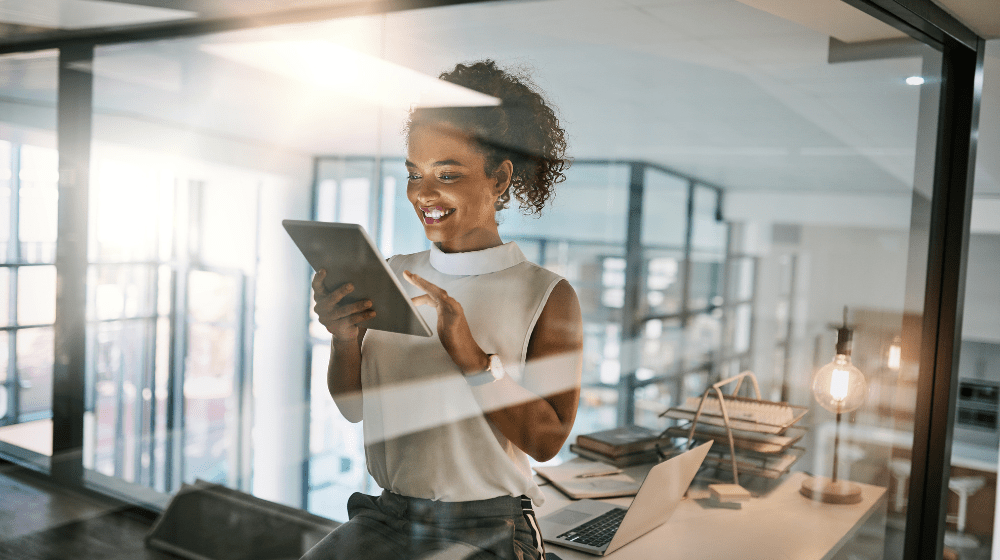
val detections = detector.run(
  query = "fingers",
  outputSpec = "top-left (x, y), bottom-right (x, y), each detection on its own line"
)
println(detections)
top-left (310, 272), bottom-right (377, 337)
top-left (404, 271), bottom-right (447, 302)
top-left (328, 282), bottom-right (355, 304)
top-left (311, 269), bottom-right (326, 294)
top-left (315, 298), bottom-right (372, 322)
top-left (312, 272), bottom-right (355, 305)
top-left (324, 306), bottom-right (376, 339)
top-left (328, 308), bottom-right (376, 341)
top-left (411, 294), bottom-right (435, 307)
top-left (340, 308), bottom-right (377, 326)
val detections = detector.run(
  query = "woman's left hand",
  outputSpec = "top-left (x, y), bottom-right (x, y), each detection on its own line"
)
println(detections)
top-left (404, 270), bottom-right (488, 374)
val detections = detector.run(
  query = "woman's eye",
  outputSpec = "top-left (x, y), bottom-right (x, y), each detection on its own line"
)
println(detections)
top-left (438, 173), bottom-right (461, 181)
top-left (407, 172), bottom-right (421, 180)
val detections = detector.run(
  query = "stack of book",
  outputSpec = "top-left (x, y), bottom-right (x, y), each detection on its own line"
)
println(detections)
top-left (569, 425), bottom-right (668, 467)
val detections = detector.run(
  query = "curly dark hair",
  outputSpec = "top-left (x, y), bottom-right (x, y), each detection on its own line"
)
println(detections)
top-left (406, 60), bottom-right (570, 216)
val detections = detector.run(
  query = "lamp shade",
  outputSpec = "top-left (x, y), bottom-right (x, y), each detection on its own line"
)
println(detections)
top-left (812, 354), bottom-right (867, 413)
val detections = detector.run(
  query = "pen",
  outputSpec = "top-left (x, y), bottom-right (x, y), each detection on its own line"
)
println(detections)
top-left (576, 469), bottom-right (623, 479)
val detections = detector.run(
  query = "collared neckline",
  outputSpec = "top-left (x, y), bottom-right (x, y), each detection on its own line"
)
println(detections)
top-left (429, 242), bottom-right (526, 276)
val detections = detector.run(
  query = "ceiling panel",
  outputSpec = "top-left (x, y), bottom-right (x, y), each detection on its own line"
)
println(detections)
top-left (0, 0), bottom-right (193, 29)
top-left (2, 0), bottom-right (996, 198)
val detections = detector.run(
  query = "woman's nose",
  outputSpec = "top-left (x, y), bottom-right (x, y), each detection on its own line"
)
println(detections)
top-left (412, 180), bottom-right (440, 204)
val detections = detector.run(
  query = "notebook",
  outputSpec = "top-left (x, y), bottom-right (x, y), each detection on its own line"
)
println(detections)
top-left (534, 458), bottom-right (643, 499)
top-left (537, 441), bottom-right (712, 556)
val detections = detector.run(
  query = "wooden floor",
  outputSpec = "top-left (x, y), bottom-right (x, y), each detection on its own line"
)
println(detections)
top-left (0, 463), bottom-right (180, 560)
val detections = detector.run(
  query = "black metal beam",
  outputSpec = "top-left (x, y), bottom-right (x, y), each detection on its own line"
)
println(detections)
top-left (841, 0), bottom-right (979, 51)
top-left (51, 44), bottom-right (94, 485)
top-left (617, 162), bottom-right (646, 426)
top-left (903, 35), bottom-right (982, 560)
top-left (889, 0), bottom-right (980, 50)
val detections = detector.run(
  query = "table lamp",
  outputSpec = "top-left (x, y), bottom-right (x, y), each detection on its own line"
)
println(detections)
top-left (800, 308), bottom-right (868, 504)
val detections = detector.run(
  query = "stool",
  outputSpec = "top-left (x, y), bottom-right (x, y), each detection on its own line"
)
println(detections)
top-left (888, 459), bottom-right (911, 513)
top-left (944, 476), bottom-right (985, 548)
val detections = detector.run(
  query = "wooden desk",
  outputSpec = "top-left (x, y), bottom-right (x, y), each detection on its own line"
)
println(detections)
top-left (536, 472), bottom-right (886, 560)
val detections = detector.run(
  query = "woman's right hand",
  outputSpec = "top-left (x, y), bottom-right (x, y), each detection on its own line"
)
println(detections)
top-left (312, 269), bottom-right (375, 342)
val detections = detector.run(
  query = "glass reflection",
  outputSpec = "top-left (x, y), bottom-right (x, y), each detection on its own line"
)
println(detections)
top-left (184, 323), bottom-right (235, 484)
top-left (15, 327), bottom-right (53, 421)
top-left (16, 265), bottom-right (56, 326)
top-left (16, 0), bottom-right (956, 554)
top-left (0, 140), bottom-right (10, 262)
top-left (92, 159), bottom-right (162, 262)
top-left (89, 320), bottom-right (154, 482)
top-left (0, 269), bottom-right (8, 327)
top-left (18, 145), bottom-right (58, 264)
top-left (0, 332), bottom-right (8, 419)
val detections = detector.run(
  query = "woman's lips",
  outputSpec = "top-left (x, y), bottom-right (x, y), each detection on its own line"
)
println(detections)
top-left (421, 206), bottom-right (454, 224)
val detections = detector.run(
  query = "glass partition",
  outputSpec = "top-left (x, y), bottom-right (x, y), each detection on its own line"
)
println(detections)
top-left (943, 38), bottom-right (1000, 560)
top-left (0, 50), bottom-right (59, 469)
top-left (83, 47), bottom-right (270, 501)
top-left (1, 1), bottom-right (973, 558)
top-left (296, 7), bottom-right (942, 559)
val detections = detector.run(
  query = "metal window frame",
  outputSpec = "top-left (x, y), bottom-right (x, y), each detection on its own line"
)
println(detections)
top-left (839, 2), bottom-right (983, 559)
top-left (51, 43), bottom-right (94, 485)
top-left (905, 32), bottom-right (983, 560)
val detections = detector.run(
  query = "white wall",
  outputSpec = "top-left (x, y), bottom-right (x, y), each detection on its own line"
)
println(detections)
top-left (963, 234), bottom-right (1000, 343)
top-left (725, 191), bottom-right (913, 403)
top-left (725, 191), bottom-right (914, 231)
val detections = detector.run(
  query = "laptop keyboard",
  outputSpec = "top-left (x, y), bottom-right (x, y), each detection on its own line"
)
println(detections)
top-left (556, 507), bottom-right (627, 549)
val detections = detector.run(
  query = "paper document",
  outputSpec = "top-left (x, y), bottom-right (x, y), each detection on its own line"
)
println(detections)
top-left (535, 458), bottom-right (642, 499)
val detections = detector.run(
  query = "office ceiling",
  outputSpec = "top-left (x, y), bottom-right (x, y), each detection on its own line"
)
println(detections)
top-left (1, 0), bottom-right (995, 40)
top-left (0, 0), bottom-right (998, 197)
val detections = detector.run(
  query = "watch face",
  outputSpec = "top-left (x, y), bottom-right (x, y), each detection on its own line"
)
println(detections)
top-left (489, 355), bottom-right (505, 381)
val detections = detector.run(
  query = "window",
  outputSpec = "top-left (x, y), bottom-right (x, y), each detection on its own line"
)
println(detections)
top-left (0, 140), bottom-right (59, 464)
top-left (81, 142), bottom-right (260, 499)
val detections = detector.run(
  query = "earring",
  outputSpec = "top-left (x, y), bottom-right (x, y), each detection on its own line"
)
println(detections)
top-left (494, 198), bottom-right (505, 211)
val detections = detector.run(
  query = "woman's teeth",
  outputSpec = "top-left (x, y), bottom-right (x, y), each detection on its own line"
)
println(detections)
top-left (422, 208), bottom-right (455, 223)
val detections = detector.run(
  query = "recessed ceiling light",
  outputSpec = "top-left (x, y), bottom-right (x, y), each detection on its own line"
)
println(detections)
top-left (906, 76), bottom-right (925, 86)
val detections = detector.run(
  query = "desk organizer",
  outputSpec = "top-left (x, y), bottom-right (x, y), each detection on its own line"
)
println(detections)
top-left (660, 371), bottom-right (808, 485)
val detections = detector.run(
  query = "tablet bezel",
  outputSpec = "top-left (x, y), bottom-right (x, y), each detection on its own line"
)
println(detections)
top-left (282, 219), bottom-right (433, 338)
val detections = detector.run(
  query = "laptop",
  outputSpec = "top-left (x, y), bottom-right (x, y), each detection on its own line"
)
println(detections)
top-left (538, 441), bottom-right (713, 556)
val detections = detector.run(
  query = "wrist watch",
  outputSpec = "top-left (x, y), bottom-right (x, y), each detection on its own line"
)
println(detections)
top-left (465, 354), bottom-right (505, 386)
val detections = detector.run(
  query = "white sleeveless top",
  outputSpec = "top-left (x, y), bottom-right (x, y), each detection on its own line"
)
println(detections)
top-left (360, 242), bottom-right (563, 505)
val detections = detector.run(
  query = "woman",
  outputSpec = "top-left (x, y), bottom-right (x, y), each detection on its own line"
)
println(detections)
top-left (304, 60), bottom-right (583, 560)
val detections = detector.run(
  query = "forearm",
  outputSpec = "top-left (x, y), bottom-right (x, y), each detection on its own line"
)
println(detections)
top-left (328, 335), bottom-right (363, 423)
top-left (479, 383), bottom-right (576, 462)
top-left (468, 352), bottom-right (581, 461)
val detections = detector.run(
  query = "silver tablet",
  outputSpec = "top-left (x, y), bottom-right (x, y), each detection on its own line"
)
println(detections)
top-left (283, 220), bottom-right (433, 337)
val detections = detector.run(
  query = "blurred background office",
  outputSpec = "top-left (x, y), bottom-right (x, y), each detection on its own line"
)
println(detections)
top-left (0, 1), bottom-right (997, 559)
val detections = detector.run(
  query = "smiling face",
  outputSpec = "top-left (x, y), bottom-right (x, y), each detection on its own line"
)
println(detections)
top-left (406, 123), bottom-right (511, 253)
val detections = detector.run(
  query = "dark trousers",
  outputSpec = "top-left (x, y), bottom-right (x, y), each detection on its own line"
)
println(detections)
top-left (301, 491), bottom-right (546, 560)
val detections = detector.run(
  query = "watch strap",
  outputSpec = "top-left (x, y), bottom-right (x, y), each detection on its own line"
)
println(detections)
top-left (465, 354), bottom-right (504, 386)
